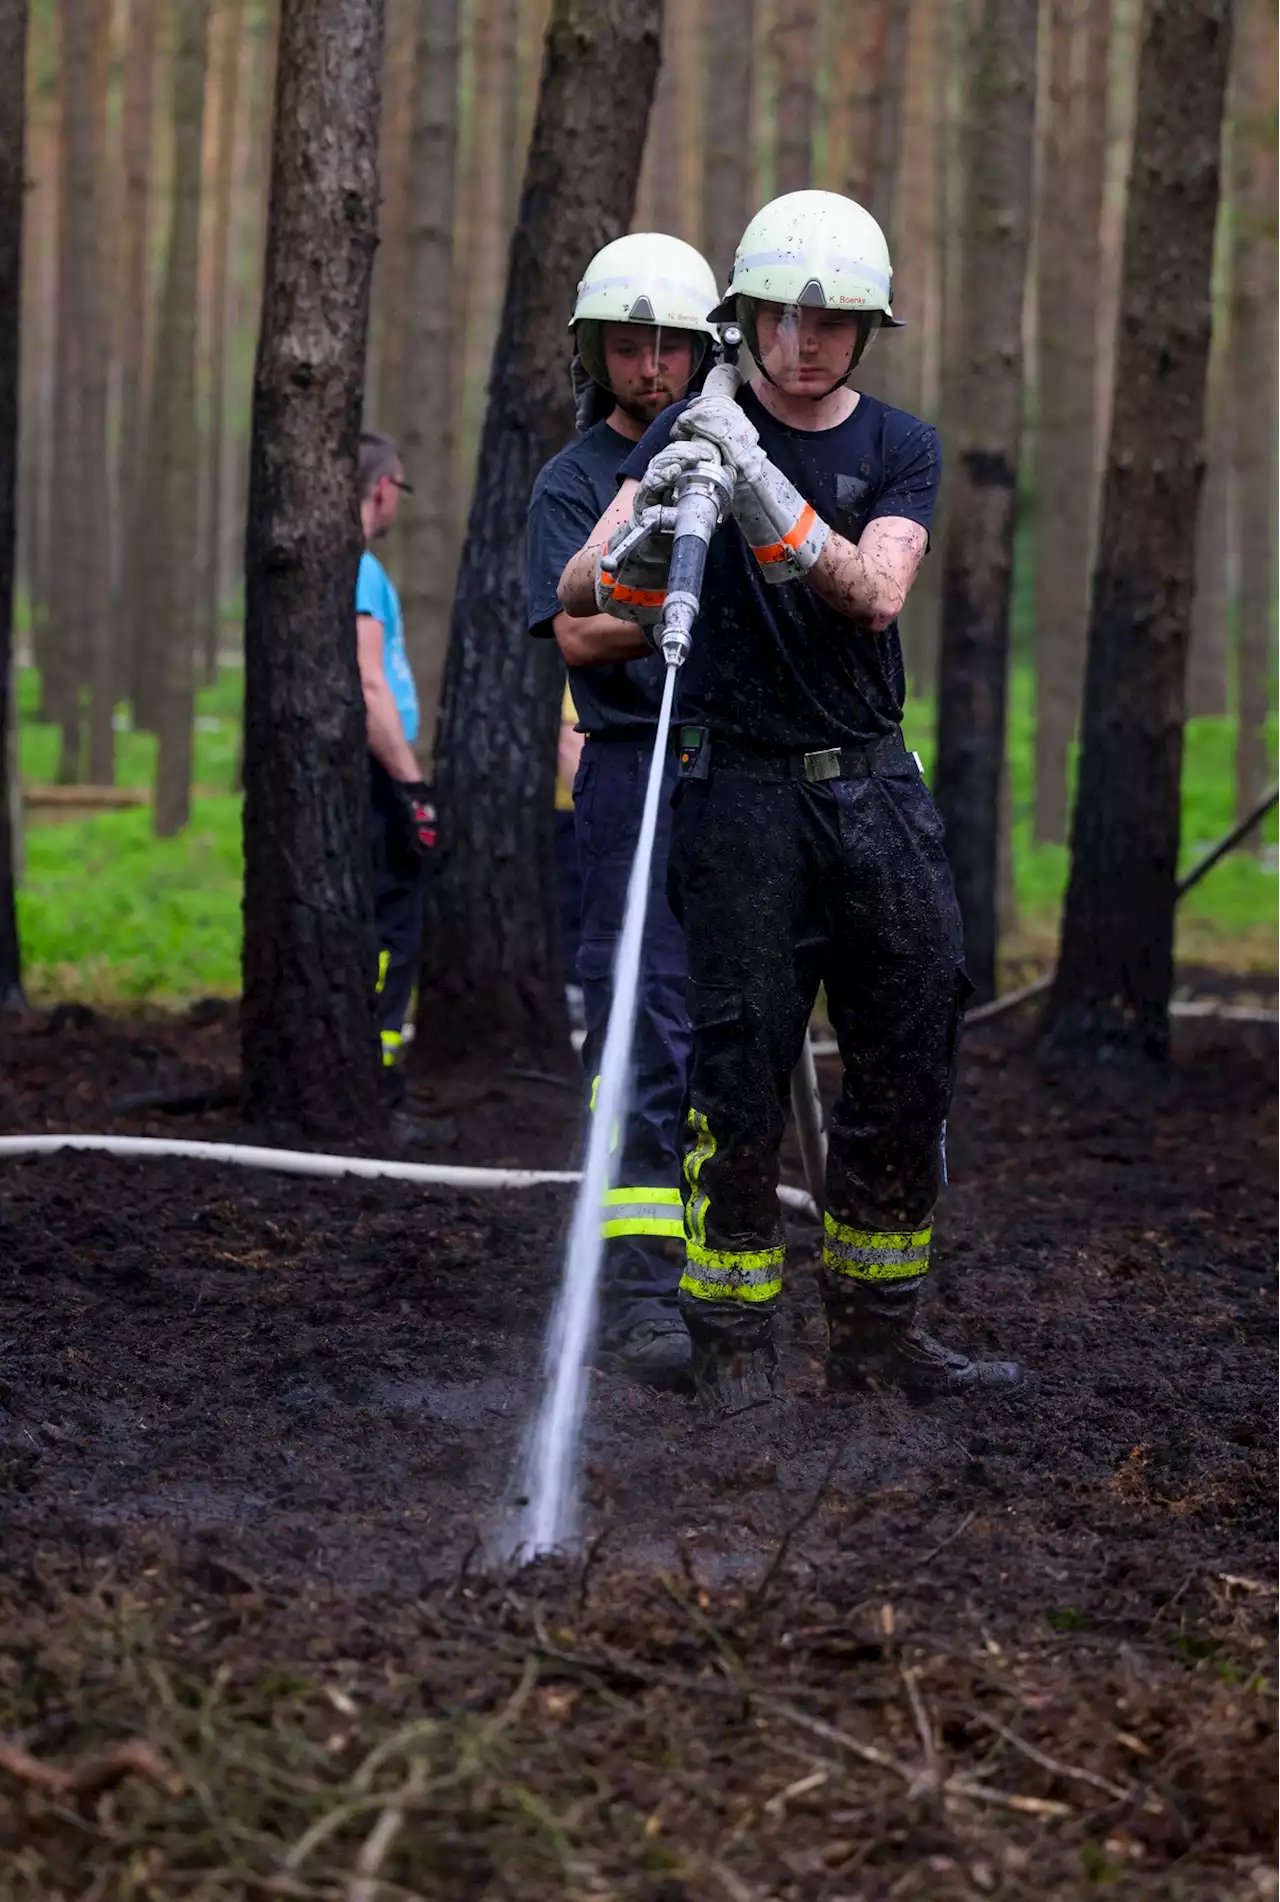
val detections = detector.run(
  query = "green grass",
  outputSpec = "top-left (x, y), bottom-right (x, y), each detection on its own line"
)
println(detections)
top-left (14, 662), bottom-right (1277, 1006)
top-left (18, 797), bottom-right (243, 1004)
top-left (18, 665), bottom-right (243, 794)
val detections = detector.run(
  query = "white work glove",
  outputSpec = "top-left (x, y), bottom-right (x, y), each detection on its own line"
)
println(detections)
top-left (634, 437), bottom-right (723, 514)
top-left (673, 393), bottom-right (764, 480)
top-left (594, 437), bottom-right (724, 626)
top-left (676, 393), bottom-right (830, 585)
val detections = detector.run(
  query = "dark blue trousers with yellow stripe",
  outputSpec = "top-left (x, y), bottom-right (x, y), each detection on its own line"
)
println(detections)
top-left (667, 758), bottom-right (967, 1310)
top-left (574, 733), bottom-right (690, 1335)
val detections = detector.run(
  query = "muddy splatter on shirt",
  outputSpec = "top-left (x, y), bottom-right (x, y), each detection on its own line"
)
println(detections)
top-left (620, 385), bottom-right (941, 749)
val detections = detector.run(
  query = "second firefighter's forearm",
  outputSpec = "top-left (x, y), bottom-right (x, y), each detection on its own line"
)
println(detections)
top-left (558, 542), bottom-right (603, 616)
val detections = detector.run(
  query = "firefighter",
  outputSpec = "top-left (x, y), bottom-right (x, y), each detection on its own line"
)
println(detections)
top-left (557, 192), bottom-right (1024, 1413)
top-left (526, 232), bottom-right (720, 1383)
top-left (356, 430), bottom-right (436, 1081)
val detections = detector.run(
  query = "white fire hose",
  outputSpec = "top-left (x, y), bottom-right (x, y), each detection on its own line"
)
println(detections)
top-left (0, 1133), bottom-right (820, 1220)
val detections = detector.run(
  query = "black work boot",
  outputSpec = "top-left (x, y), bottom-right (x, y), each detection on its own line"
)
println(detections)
top-left (597, 1314), bottom-right (692, 1388)
top-left (822, 1272), bottom-right (1023, 1401)
top-left (678, 1294), bottom-right (778, 1415)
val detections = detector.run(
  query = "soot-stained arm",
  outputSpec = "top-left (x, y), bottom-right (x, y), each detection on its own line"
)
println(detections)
top-left (807, 515), bottom-right (928, 633)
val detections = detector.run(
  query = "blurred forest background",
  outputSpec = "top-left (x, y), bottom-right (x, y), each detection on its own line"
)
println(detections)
top-left (10, 0), bottom-right (1278, 1003)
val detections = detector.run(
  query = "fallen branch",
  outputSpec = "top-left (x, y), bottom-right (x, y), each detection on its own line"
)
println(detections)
top-left (0, 1735), bottom-right (183, 1802)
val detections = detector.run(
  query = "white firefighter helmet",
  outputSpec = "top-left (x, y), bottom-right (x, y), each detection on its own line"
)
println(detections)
top-left (571, 232), bottom-right (720, 401)
top-left (709, 190), bottom-right (903, 325)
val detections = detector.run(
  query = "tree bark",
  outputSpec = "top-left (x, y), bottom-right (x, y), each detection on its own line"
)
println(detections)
top-left (49, 0), bottom-right (112, 784)
top-left (456, 0), bottom-right (511, 511)
top-left (371, 0), bottom-right (413, 438)
top-left (0, 0), bottom-right (29, 1006)
top-left (882, 0), bottom-right (940, 689)
top-left (116, 0), bottom-right (159, 705)
top-left (634, 2), bottom-right (679, 231)
top-left (1187, 250), bottom-right (1233, 719)
top-left (1230, 0), bottom-right (1276, 826)
top-left (1032, 0), bottom-right (1111, 844)
top-left (152, 0), bottom-right (212, 837)
top-left (701, 0), bottom-right (754, 285)
top-left (773, 0), bottom-right (816, 194)
top-left (240, 0), bottom-right (386, 1135)
top-left (1041, 0), bottom-right (1234, 1062)
top-left (417, 0), bottom-right (663, 1071)
top-left (200, 0), bottom-right (247, 685)
top-left (931, 0), bottom-right (1039, 1003)
top-left (397, 0), bottom-right (458, 771)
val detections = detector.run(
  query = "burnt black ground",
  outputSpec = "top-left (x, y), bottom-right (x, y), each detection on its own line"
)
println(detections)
top-left (0, 998), bottom-right (1274, 1898)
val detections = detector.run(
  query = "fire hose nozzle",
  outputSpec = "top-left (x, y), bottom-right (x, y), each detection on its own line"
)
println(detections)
top-left (660, 591), bottom-right (700, 667)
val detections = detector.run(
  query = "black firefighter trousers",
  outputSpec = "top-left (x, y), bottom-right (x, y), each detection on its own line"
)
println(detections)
top-left (666, 738), bottom-right (968, 1312)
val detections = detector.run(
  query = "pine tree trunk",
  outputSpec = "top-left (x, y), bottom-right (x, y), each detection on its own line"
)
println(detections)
top-left (885, 0), bottom-right (941, 688)
top-left (456, 0), bottom-right (510, 511)
top-left (0, 0), bottom-right (28, 1005)
top-left (634, 4), bottom-right (679, 231)
top-left (200, 0), bottom-right (246, 685)
top-left (50, 0), bottom-right (112, 783)
top-left (701, 0), bottom-right (754, 286)
top-left (1042, 0), bottom-right (1234, 1062)
top-left (931, 0), bottom-right (1039, 1003)
top-left (397, 0), bottom-right (458, 771)
top-left (1032, 0), bottom-right (1111, 844)
top-left (19, 57), bottom-right (55, 692)
top-left (240, 0), bottom-right (386, 1135)
top-left (418, 0), bottom-right (663, 1071)
top-left (152, 0), bottom-right (211, 836)
top-left (866, 0), bottom-right (908, 233)
top-left (773, 0), bottom-right (815, 194)
top-left (1230, 0), bottom-right (1276, 827)
top-left (371, 0), bottom-right (413, 437)
top-left (1187, 262), bottom-right (1233, 718)
top-left (116, 0), bottom-right (159, 704)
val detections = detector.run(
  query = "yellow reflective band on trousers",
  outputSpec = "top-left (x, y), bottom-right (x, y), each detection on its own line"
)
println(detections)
top-left (600, 1185), bottom-right (684, 1241)
top-left (680, 1240), bottom-right (785, 1304)
top-left (376, 948), bottom-right (391, 995)
top-left (822, 1211), bottom-right (931, 1281)
top-left (380, 1028), bottom-right (403, 1067)
top-left (680, 1108), bottom-right (784, 1303)
top-left (682, 1108), bottom-right (716, 1249)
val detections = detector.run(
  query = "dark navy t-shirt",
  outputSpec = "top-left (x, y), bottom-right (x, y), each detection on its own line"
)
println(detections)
top-left (526, 418), bottom-right (668, 734)
top-left (618, 385), bottom-right (941, 749)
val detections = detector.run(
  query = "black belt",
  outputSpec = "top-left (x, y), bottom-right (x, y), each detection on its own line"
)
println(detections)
top-left (675, 726), bottom-right (916, 783)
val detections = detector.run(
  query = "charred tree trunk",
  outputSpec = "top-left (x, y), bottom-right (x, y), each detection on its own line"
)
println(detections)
top-left (1041, 0), bottom-right (1234, 1063)
top-left (240, 0), bottom-right (386, 1135)
top-left (200, 0), bottom-right (247, 684)
top-left (931, 0), bottom-right (1039, 1003)
top-left (417, 0), bottom-right (663, 1071)
top-left (0, 0), bottom-right (29, 1006)
top-left (773, 0), bottom-right (815, 194)
top-left (152, 0), bottom-right (211, 836)
top-left (1032, 0), bottom-right (1111, 844)
top-left (1230, 0), bottom-right (1276, 827)
top-left (398, 0), bottom-right (458, 772)
top-left (701, 0), bottom-right (754, 285)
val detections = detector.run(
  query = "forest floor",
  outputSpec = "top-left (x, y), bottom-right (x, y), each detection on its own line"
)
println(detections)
top-left (0, 997), bottom-right (1275, 1899)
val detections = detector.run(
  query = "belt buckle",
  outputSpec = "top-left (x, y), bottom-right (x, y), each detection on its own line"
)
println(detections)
top-left (803, 747), bottom-right (842, 783)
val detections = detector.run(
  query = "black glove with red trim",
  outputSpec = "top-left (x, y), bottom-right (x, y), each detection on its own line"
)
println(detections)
top-left (391, 780), bottom-right (438, 862)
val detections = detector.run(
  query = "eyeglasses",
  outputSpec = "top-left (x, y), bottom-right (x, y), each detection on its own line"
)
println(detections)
top-left (387, 474), bottom-right (414, 494)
